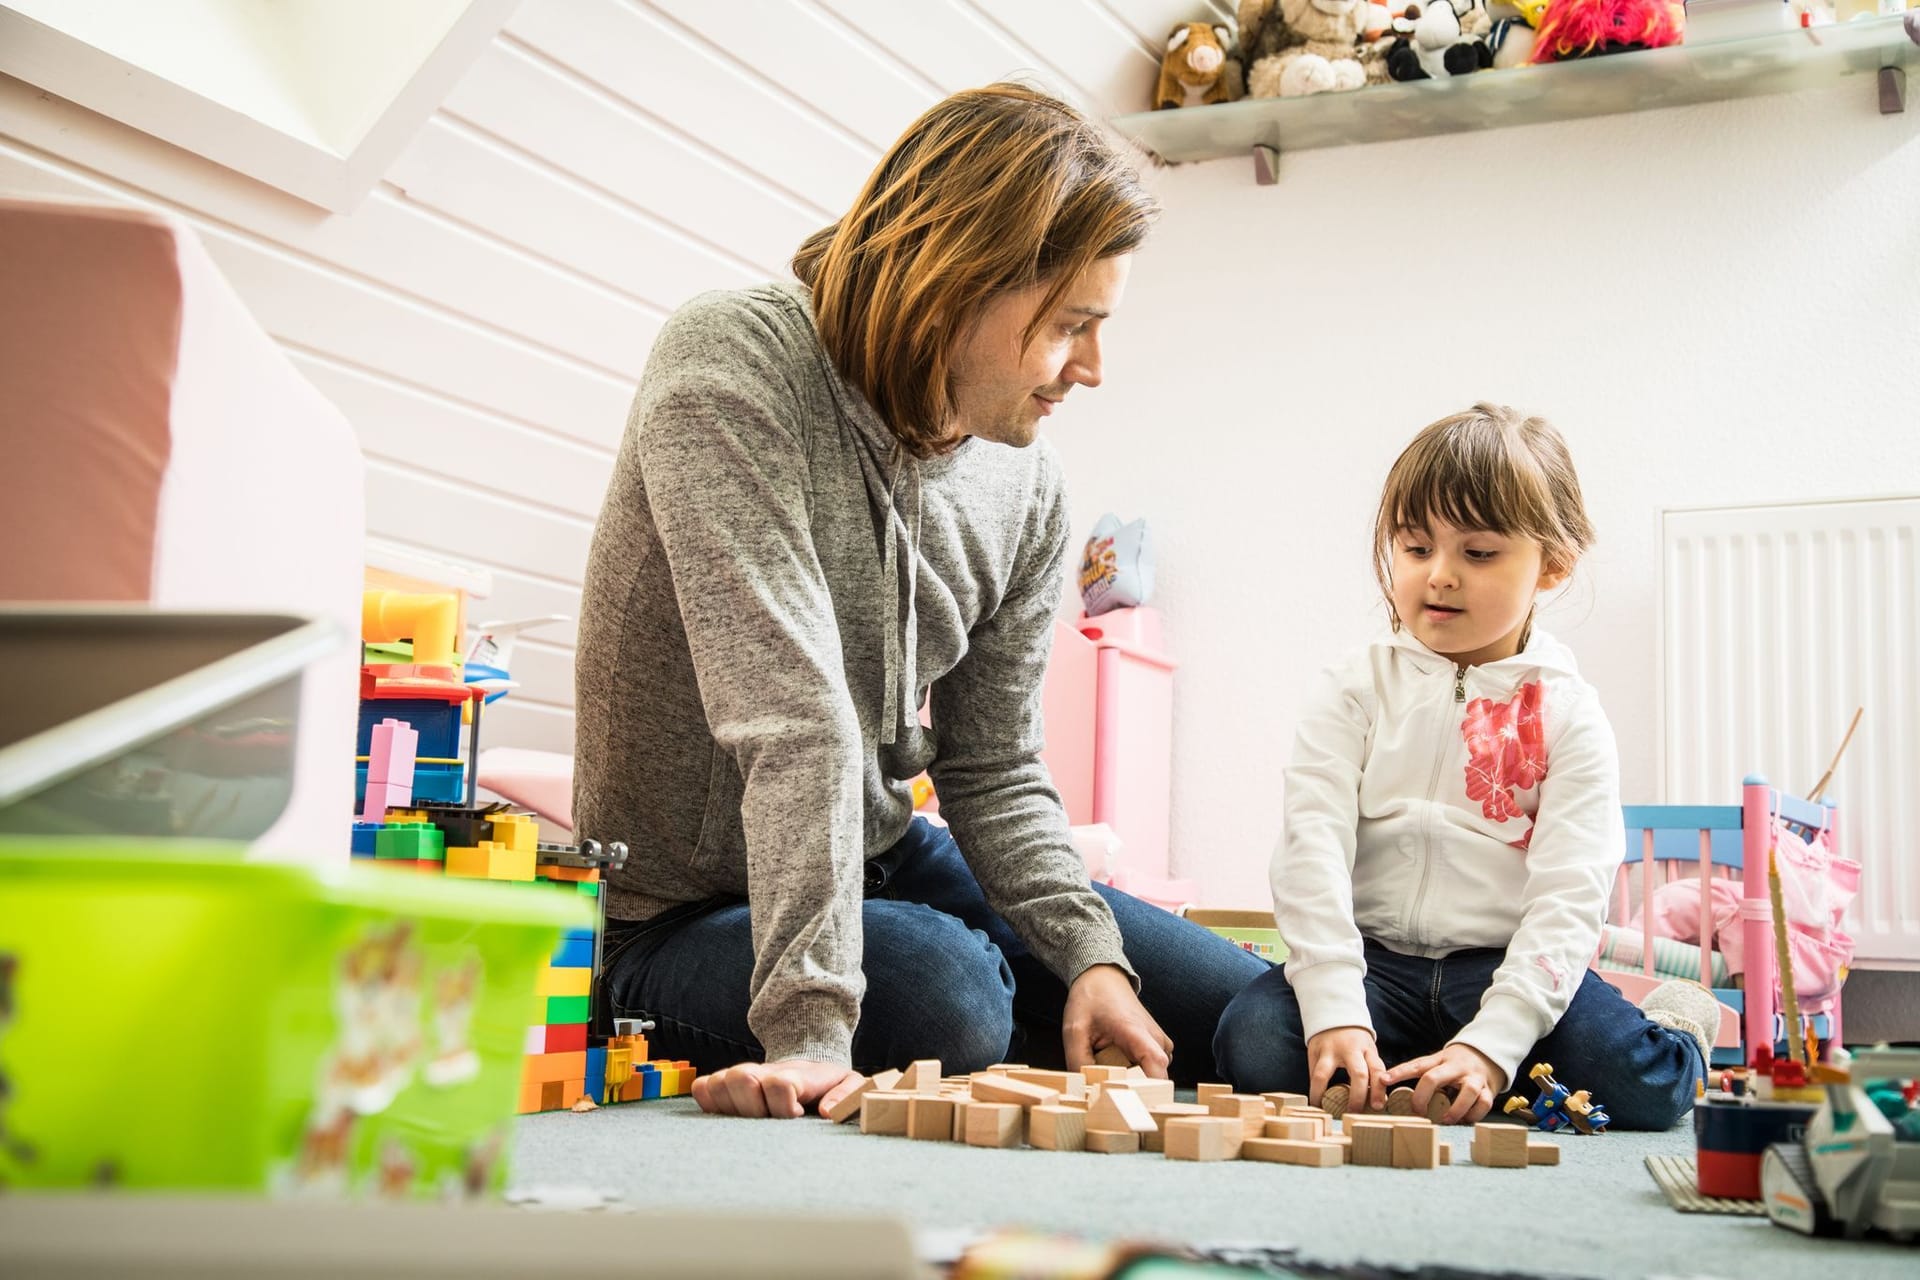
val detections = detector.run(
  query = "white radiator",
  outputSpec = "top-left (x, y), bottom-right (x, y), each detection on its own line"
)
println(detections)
top-left (1661, 497), bottom-right (1919, 968)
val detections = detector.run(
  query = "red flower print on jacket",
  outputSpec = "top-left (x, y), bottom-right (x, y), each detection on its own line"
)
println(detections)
top-left (1462, 681), bottom-right (1546, 849)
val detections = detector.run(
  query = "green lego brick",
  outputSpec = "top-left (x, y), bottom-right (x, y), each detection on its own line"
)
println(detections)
top-left (374, 824), bottom-right (445, 861)
top-left (546, 994), bottom-right (590, 1024)
top-left (577, 880), bottom-right (600, 898)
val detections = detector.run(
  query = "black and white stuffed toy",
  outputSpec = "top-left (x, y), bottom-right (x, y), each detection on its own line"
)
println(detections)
top-left (1385, 0), bottom-right (1494, 80)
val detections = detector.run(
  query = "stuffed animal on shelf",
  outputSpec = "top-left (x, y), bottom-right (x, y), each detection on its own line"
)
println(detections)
top-left (1485, 0), bottom-right (1541, 67)
top-left (1244, 0), bottom-right (1371, 97)
top-left (1526, 0), bottom-right (1684, 63)
top-left (1358, 1), bottom-right (1406, 83)
top-left (1238, 0), bottom-right (1303, 69)
top-left (1385, 0), bottom-right (1495, 81)
top-left (1156, 21), bottom-right (1240, 108)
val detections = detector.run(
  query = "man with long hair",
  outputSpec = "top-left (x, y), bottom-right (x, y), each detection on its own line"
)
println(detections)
top-left (575, 83), bottom-right (1266, 1119)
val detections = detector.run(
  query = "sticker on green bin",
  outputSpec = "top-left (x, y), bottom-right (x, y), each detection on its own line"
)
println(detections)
top-left (0, 836), bottom-right (590, 1198)
top-left (545, 994), bottom-right (590, 1025)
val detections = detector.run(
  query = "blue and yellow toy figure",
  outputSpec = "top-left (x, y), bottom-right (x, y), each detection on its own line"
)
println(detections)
top-left (1503, 1062), bottom-right (1611, 1135)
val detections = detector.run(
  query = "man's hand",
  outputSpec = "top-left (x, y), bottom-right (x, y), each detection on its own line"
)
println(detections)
top-left (1306, 1026), bottom-right (1386, 1114)
top-left (690, 1058), bottom-right (866, 1119)
top-left (1381, 1042), bottom-right (1506, 1125)
top-left (1062, 963), bottom-right (1172, 1078)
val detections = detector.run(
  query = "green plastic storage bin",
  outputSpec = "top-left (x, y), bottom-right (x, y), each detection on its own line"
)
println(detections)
top-left (0, 837), bottom-right (591, 1197)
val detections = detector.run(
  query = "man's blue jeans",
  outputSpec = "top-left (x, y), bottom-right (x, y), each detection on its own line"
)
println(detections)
top-left (599, 817), bottom-right (1271, 1083)
top-left (1213, 938), bottom-right (1704, 1130)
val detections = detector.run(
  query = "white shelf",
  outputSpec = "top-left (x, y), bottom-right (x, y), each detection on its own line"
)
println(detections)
top-left (1111, 14), bottom-right (1920, 182)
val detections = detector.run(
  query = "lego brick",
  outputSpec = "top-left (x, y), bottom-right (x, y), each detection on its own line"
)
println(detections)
top-left (1164, 1116), bottom-right (1244, 1162)
top-left (965, 1102), bottom-right (1023, 1148)
top-left (1471, 1123), bottom-right (1531, 1169)
top-left (1243, 1137), bottom-right (1343, 1167)
top-left (545, 995), bottom-right (590, 1025)
top-left (586, 1047), bottom-right (607, 1104)
top-left (518, 1076), bottom-right (545, 1115)
top-left (445, 845), bottom-right (488, 878)
top-left (522, 1050), bottom-right (588, 1085)
top-left (906, 1095), bottom-right (956, 1141)
top-left (540, 1080), bottom-right (565, 1112)
top-left (489, 811), bottom-right (538, 853)
top-left (1029, 1105), bottom-right (1086, 1152)
top-left (544, 1022), bottom-right (588, 1054)
top-left (970, 1074), bottom-right (1060, 1109)
top-left (361, 781), bottom-right (398, 821)
top-left (551, 936), bottom-right (595, 968)
top-left (1393, 1124), bottom-right (1441, 1169)
top-left (426, 809), bottom-right (495, 848)
top-left (560, 1077), bottom-right (588, 1109)
top-left (577, 879), bottom-right (600, 898)
top-left (860, 1092), bottom-right (912, 1136)
top-left (538, 863), bottom-right (599, 882)
top-left (562, 927), bottom-right (597, 942)
top-left (522, 1024), bottom-right (547, 1056)
top-left (350, 822), bottom-right (382, 856)
top-left (1348, 1121), bottom-right (1396, 1167)
top-left (367, 718), bottom-right (418, 788)
top-left (537, 964), bottom-right (593, 998)
top-left (375, 824), bottom-right (444, 861)
top-left (1084, 1129), bottom-right (1140, 1155)
top-left (824, 1070), bottom-right (904, 1123)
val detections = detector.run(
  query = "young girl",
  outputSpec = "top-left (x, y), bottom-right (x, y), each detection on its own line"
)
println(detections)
top-left (1213, 403), bottom-right (1721, 1130)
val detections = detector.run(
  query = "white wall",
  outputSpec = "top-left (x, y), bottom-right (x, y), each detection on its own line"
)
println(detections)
top-left (1053, 81), bottom-right (1920, 909)
top-left (0, 0), bottom-right (1222, 761)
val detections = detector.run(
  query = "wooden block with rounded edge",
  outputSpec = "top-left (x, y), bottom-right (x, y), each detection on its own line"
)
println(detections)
top-left (1392, 1123), bottom-right (1441, 1169)
top-left (1319, 1083), bottom-right (1351, 1118)
top-left (1009, 1069), bottom-right (1082, 1098)
top-left (1088, 1086), bottom-right (1157, 1135)
top-left (860, 1091), bottom-right (911, 1136)
top-left (965, 1102), bottom-right (1024, 1149)
top-left (1164, 1116), bottom-right (1244, 1162)
top-left (1029, 1105), bottom-right (1086, 1152)
top-left (1093, 1045), bottom-right (1134, 1068)
top-left (1261, 1092), bottom-right (1310, 1112)
top-left (1527, 1140), bottom-right (1560, 1166)
top-left (1348, 1120), bottom-right (1395, 1167)
top-left (900, 1060), bottom-right (943, 1094)
top-left (1244, 1137), bottom-right (1343, 1167)
top-left (1263, 1117), bottom-right (1320, 1141)
top-left (1085, 1129), bottom-right (1141, 1154)
top-left (907, 1095), bottom-right (956, 1140)
top-left (970, 1074), bottom-right (1060, 1109)
top-left (1195, 1083), bottom-right (1233, 1107)
top-left (825, 1068), bottom-right (903, 1124)
top-left (1471, 1123), bottom-right (1530, 1168)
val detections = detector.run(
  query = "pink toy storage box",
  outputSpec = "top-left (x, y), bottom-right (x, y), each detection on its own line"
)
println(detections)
top-left (1040, 607), bottom-right (1192, 909)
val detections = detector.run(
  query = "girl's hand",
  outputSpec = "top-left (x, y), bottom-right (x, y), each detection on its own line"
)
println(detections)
top-left (1382, 1042), bottom-right (1507, 1124)
top-left (1305, 1026), bottom-right (1386, 1113)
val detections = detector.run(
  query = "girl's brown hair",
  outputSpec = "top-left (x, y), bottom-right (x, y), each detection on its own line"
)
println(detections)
top-left (1373, 403), bottom-right (1596, 626)
top-left (792, 83), bottom-right (1158, 458)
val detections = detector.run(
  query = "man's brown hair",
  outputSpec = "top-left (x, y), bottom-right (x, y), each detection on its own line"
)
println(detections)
top-left (793, 83), bottom-right (1157, 457)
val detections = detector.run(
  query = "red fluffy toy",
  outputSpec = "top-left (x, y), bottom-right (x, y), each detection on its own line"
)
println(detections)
top-left (1527, 0), bottom-right (1685, 63)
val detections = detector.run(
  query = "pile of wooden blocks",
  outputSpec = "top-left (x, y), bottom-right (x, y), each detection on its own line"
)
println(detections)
top-left (826, 1060), bottom-right (1562, 1171)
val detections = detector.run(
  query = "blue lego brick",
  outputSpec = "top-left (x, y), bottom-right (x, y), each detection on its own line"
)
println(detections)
top-left (409, 763), bottom-right (466, 804)
top-left (562, 927), bottom-right (597, 942)
top-left (636, 1063), bottom-right (661, 1101)
top-left (350, 822), bottom-right (382, 856)
top-left (355, 700), bottom-right (464, 761)
top-left (551, 936), bottom-right (594, 968)
top-left (586, 1047), bottom-right (607, 1105)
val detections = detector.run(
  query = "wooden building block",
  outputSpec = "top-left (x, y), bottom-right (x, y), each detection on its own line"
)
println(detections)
top-left (1386, 1087), bottom-right (1417, 1116)
top-left (1392, 1124), bottom-right (1441, 1169)
top-left (1146, 1103), bottom-right (1207, 1152)
top-left (1208, 1093), bottom-right (1269, 1139)
top-left (1438, 1143), bottom-right (1453, 1165)
top-left (1009, 1069), bottom-right (1082, 1098)
top-left (860, 1091), bottom-right (911, 1136)
top-left (824, 1068), bottom-right (902, 1124)
top-left (1029, 1105), bottom-right (1086, 1152)
top-left (1088, 1086), bottom-right (1157, 1136)
top-left (1126, 1078), bottom-right (1176, 1109)
top-left (1261, 1092), bottom-right (1310, 1112)
top-left (907, 1096), bottom-right (956, 1141)
top-left (1263, 1117), bottom-right (1320, 1142)
top-left (949, 1098), bottom-right (971, 1141)
top-left (1243, 1137), bottom-right (1343, 1168)
top-left (1055, 1095), bottom-right (1090, 1111)
top-left (971, 1074), bottom-right (1060, 1109)
top-left (900, 1060), bottom-right (943, 1094)
top-left (965, 1102), bottom-right (1024, 1149)
top-left (1195, 1083), bottom-right (1233, 1107)
top-left (985, 1063), bottom-right (1029, 1072)
top-left (1471, 1123), bottom-right (1530, 1169)
top-left (1093, 1045), bottom-right (1134, 1068)
top-left (1319, 1084), bottom-right (1352, 1119)
top-left (1164, 1116), bottom-right (1244, 1162)
top-left (1348, 1120), bottom-right (1395, 1167)
top-left (1085, 1129), bottom-right (1141, 1154)
top-left (1527, 1140), bottom-right (1561, 1166)
top-left (1082, 1065), bottom-right (1129, 1085)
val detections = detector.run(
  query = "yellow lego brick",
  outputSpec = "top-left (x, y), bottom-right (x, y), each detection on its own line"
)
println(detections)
top-left (489, 812), bottom-right (538, 854)
top-left (483, 840), bottom-right (537, 882)
top-left (445, 845), bottom-right (489, 878)
top-left (537, 965), bottom-right (592, 998)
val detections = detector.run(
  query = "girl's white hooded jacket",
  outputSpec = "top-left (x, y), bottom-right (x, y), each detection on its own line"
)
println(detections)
top-left (1275, 627), bottom-right (1624, 1086)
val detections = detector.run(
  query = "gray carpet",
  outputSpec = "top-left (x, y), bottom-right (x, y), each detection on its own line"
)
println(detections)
top-left (510, 1098), bottom-right (1916, 1278)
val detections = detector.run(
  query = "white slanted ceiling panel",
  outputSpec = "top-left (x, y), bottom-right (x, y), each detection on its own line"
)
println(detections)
top-left (505, 0), bottom-right (871, 215)
top-left (1100, 0), bottom-right (1240, 47)
top-left (965, 0), bottom-right (1164, 116)
top-left (364, 464), bottom-right (593, 590)
top-left (439, 41), bottom-right (814, 276)
top-left (814, 0), bottom-right (1087, 103)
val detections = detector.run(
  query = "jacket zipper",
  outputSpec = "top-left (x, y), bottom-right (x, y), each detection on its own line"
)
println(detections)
top-left (1406, 664), bottom-right (1462, 945)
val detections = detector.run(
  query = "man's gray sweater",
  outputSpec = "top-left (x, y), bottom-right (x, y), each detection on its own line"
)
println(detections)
top-left (573, 282), bottom-right (1131, 1065)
